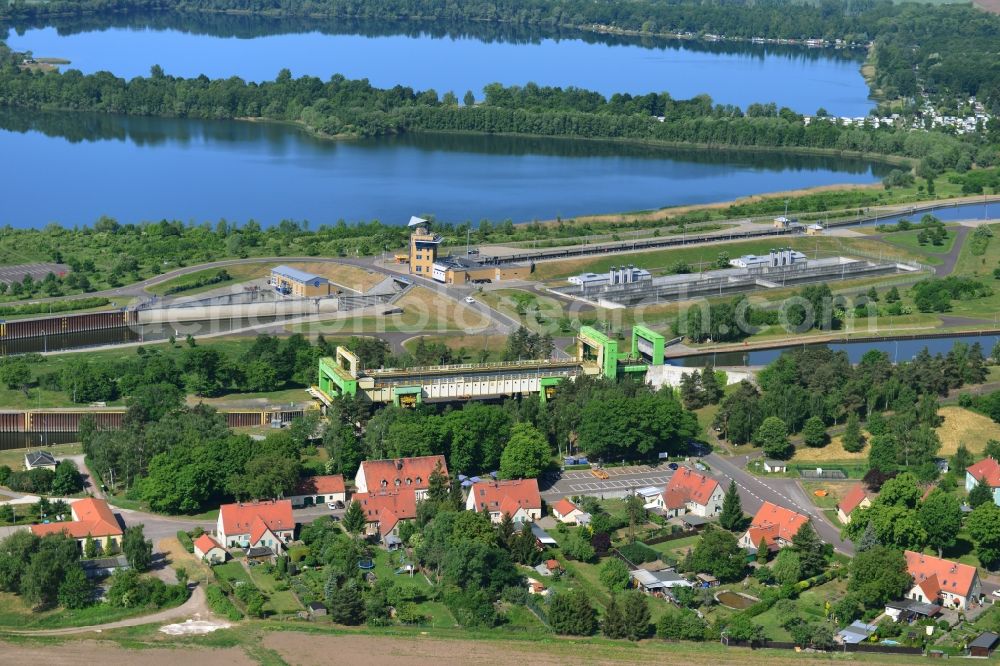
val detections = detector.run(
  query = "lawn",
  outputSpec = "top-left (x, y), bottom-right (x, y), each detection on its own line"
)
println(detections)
top-left (648, 535), bottom-right (701, 560)
top-left (247, 566), bottom-right (302, 615)
top-left (953, 222), bottom-right (1000, 278)
top-left (790, 432), bottom-right (869, 463)
top-left (147, 263), bottom-right (269, 297)
top-left (214, 561), bottom-right (252, 587)
top-left (881, 226), bottom-right (957, 256)
top-left (401, 333), bottom-right (510, 362)
top-left (800, 481), bottom-right (851, 509)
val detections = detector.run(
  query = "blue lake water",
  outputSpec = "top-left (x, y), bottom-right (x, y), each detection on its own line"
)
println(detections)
top-left (3, 22), bottom-right (873, 115)
top-left (0, 110), bottom-right (890, 228)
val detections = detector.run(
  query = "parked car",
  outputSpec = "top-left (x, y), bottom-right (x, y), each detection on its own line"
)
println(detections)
top-left (327, 501), bottom-right (344, 510)
top-left (465, 296), bottom-right (476, 303)
top-left (668, 462), bottom-right (679, 471)
top-left (591, 468), bottom-right (609, 480)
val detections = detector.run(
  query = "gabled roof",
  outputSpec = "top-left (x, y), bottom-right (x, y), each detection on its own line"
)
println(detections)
top-left (838, 482), bottom-right (875, 515)
top-left (294, 475), bottom-right (345, 496)
top-left (967, 458), bottom-right (1000, 488)
top-left (356, 488), bottom-right (418, 536)
top-left (661, 489), bottom-right (687, 510)
top-left (360, 456), bottom-right (447, 492)
top-left (194, 533), bottom-right (223, 553)
top-left (905, 550), bottom-right (977, 599)
top-left (744, 501), bottom-right (809, 549)
top-left (24, 451), bottom-right (56, 467)
top-left (663, 468), bottom-right (720, 508)
top-left (551, 498), bottom-right (578, 517)
top-left (219, 500), bottom-right (294, 537)
top-left (470, 479), bottom-right (541, 515)
top-left (31, 498), bottom-right (122, 539)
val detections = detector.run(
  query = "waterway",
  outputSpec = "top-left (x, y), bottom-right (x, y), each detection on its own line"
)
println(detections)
top-left (3, 17), bottom-right (873, 115)
top-left (0, 315), bottom-right (287, 355)
top-left (0, 109), bottom-right (891, 228)
top-left (668, 332), bottom-right (1000, 367)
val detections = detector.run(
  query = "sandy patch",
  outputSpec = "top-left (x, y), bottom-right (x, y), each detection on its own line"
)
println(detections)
top-left (160, 619), bottom-right (231, 635)
top-left (0, 640), bottom-right (253, 666)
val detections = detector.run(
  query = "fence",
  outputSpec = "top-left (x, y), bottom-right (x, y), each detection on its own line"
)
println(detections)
top-left (723, 639), bottom-right (924, 656)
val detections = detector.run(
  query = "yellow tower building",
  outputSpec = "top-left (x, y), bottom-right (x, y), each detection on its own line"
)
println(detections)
top-left (408, 216), bottom-right (442, 276)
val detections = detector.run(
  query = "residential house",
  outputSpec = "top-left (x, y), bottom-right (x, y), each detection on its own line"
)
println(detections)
top-left (355, 488), bottom-right (417, 542)
top-left (216, 500), bottom-right (295, 555)
top-left (24, 451), bottom-right (57, 471)
top-left (355, 455), bottom-right (447, 501)
top-left (966, 458), bottom-right (1000, 506)
top-left (651, 468), bottom-right (724, 518)
top-left (193, 533), bottom-right (227, 563)
top-left (904, 550), bottom-right (981, 610)
top-left (30, 497), bottom-right (123, 553)
top-left (289, 475), bottom-right (346, 508)
top-left (551, 498), bottom-right (586, 524)
top-left (465, 479), bottom-right (542, 523)
top-left (738, 501), bottom-right (809, 552)
top-left (836, 482), bottom-right (875, 524)
top-left (884, 599), bottom-right (941, 624)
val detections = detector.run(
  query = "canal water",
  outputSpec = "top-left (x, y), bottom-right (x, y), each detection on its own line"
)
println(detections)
top-left (3, 19), bottom-right (873, 115)
top-left (0, 109), bottom-right (891, 228)
top-left (668, 332), bottom-right (1000, 367)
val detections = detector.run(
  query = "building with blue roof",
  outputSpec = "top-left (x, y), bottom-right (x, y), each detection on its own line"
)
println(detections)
top-left (270, 265), bottom-right (331, 297)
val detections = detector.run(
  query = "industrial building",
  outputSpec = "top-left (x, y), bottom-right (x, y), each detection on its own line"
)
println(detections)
top-left (568, 265), bottom-right (651, 288)
top-left (406, 216), bottom-right (530, 284)
top-left (555, 251), bottom-right (919, 308)
top-left (269, 265), bottom-right (332, 297)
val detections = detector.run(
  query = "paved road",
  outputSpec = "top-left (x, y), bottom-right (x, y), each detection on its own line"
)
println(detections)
top-left (706, 453), bottom-right (854, 555)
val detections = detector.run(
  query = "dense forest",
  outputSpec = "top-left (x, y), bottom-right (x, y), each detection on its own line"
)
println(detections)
top-left (4, 0), bottom-right (1000, 107)
top-left (0, 63), bottom-right (986, 173)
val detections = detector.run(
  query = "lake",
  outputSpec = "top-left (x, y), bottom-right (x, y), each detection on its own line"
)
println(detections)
top-left (0, 109), bottom-right (891, 228)
top-left (3, 17), bottom-right (874, 115)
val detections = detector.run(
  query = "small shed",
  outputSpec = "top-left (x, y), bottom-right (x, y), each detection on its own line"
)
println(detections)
top-left (970, 632), bottom-right (1000, 658)
top-left (529, 522), bottom-right (557, 548)
top-left (695, 573), bottom-right (719, 587)
top-left (838, 621), bottom-right (878, 645)
top-left (383, 534), bottom-right (403, 551)
top-left (806, 223), bottom-right (824, 236)
top-left (763, 460), bottom-right (788, 473)
top-left (307, 601), bottom-right (327, 617)
top-left (884, 599), bottom-right (941, 623)
top-left (679, 514), bottom-right (710, 531)
top-left (24, 451), bottom-right (57, 471)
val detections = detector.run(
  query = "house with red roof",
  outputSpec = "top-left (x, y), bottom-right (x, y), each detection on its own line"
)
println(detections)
top-left (216, 499), bottom-right (295, 555)
top-left (649, 468), bottom-right (725, 518)
top-left (551, 498), bottom-right (586, 524)
top-left (738, 501), bottom-right (809, 552)
top-left (904, 550), bottom-right (981, 610)
top-left (354, 455), bottom-right (447, 501)
top-left (30, 497), bottom-right (123, 553)
top-left (355, 488), bottom-right (418, 541)
top-left (837, 482), bottom-right (876, 524)
top-left (193, 533), bottom-right (227, 563)
top-left (466, 479), bottom-right (542, 524)
top-left (289, 474), bottom-right (347, 508)
top-left (966, 458), bottom-right (1000, 506)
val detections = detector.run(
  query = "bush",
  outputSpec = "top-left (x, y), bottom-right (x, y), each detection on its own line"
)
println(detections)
top-left (206, 584), bottom-right (243, 621)
top-left (617, 542), bottom-right (658, 565)
top-left (501, 585), bottom-right (528, 605)
top-left (177, 530), bottom-right (194, 553)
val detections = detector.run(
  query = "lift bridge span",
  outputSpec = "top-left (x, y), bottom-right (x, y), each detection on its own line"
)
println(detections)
top-left (314, 325), bottom-right (666, 407)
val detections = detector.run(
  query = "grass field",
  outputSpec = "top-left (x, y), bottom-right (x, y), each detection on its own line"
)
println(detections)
top-left (147, 261), bottom-right (384, 297)
top-left (0, 442), bottom-right (81, 469)
top-left (880, 226), bottom-right (957, 256)
top-left (936, 405), bottom-right (1000, 456)
top-left (0, 588), bottom-right (184, 629)
top-left (790, 432), bottom-right (868, 463)
top-left (800, 481), bottom-right (851, 509)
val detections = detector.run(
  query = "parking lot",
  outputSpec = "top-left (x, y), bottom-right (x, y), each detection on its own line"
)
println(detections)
top-left (540, 464), bottom-right (677, 499)
top-left (0, 262), bottom-right (68, 285)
